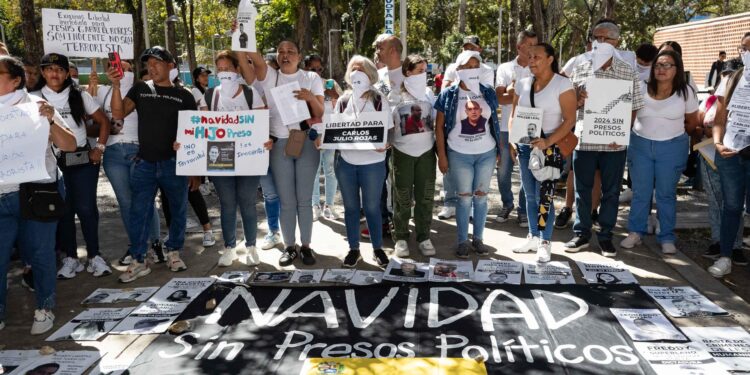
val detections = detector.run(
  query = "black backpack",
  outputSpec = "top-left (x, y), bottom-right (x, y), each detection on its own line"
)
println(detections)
top-left (204, 84), bottom-right (254, 110)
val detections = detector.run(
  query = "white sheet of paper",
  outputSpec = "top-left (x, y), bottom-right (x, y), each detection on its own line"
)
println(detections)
top-left (509, 106), bottom-right (543, 144)
top-left (610, 308), bottom-right (686, 341)
top-left (523, 261), bottom-right (576, 284)
top-left (216, 271), bottom-right (252, 284)
top-left (81, 287), bottom-right (158, 304)
top-left (682, 326), bottom-right (750, 373)
top-left (634, 342), bottom-right (730, 375)
top-left (270, 81), bottom-right (311, 126)
top-left (383, 258), bottom-right (429, 282)
top-left (350, 270), bottom-right (384, 285)
top-left (290, 269), bottom-right (324, 284)
top-left (641, 286), bottom-right (729, 317)
top-left (0, 103), bottom-right (51, 185)
top-left (472, 260), bottom-right (523, 285)
top-left (149, 277), bottom-right (215, 304)
top-left (580, 78), bottom-right (633, 145)
top-left (231, 0), bottom-right (257, 52)
top-left (322, 269), bottom-right (356, 283)
top-left (576, 261), bottom-right (638, 284)
top-left (8, 351), bottom-right (101, 375)
top-left (42, 8), bottom-right (134, 59)
top-left (428, 258), bottom-right (474, 282)
top-left (724, 81), bottom-right (750, 151)
top-left (46, 307), bottom-right (135, 342)
top-left (109, 301), bottom-right (185, 335)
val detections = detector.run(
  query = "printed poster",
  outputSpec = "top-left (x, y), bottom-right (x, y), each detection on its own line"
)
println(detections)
top-left (216, 271), bottom-right (252, 284)
top-left (149, 277), bottom-right (215, 304)
top-left (682, 326), bottom-right (750, 373)
top-left (0, 103), bottom-right (51, 185)
top-left (383, 258), bottom-right (429, 282)
top-left (290, 269), bottom-right (324, 284)
top-left (251, 271), bottom-right (293, 283)
top-left (0, 351), bottom-right (38, 374)
top-left (349, 270), bottom-right (384, 285)
top-left (81, 287), bottom-right (158, 304)
top-left (580, 78), bottom-right (633, 146)
top-left (231, 0), bottom-right (257, 52)
top-left (472, 260), bottom-right (523, 285)
top-left (523, 261), bottom-right (576, 284)
top-left (176, 110), bottom-right (270, 176)
top-left (610, 308), bottom-right (686, 342)
top-left (42, 9), bottom-right (134, 58)
top-left (575, 261), bottom-right (638, 284)
top-left (634, 342), bottom-right (730, 375)
top-left (321, 111), bottom-right (389, 150)
top-left (510, 106), bottom-right (543, 144)
top-left (428, 258), bottom-right (473, 282)
top-left (270, 81), bottom-right (311, 125)
top-left (46, 307), bottom-right (135, 342)
top-left (454, 91), bottom-right (493, 146)
top-left (7, 351), bottom-right (101, 375)
top-left (725, 79), bottom-right (750, 151)
top-left (641, 286), bottom-right (728, 318)
top-left (394, 100), bottom-right (434, 136)
top-left (109, 301), bottom-right (185, 335)
top-left (321, 269), bottom-right (355, 283)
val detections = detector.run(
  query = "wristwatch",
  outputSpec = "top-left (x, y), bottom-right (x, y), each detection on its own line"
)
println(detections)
top-left (95, 143), bottom-right (106, 153)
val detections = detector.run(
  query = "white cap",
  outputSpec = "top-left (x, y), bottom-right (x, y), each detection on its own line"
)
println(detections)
top-left (455, 50), bottom-right (482, 66)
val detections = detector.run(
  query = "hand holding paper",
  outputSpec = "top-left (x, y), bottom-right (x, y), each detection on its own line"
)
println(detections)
top-left (271, 81), bottom-right (311, 126)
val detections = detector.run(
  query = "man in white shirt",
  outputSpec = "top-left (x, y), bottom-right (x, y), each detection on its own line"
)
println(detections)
top-left (493, 30), bottom-right (538, 226)
top-left (441, 36), bottom-right (495, 89)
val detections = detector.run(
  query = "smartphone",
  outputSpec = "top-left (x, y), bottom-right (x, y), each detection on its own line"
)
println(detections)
top-left (108, 52), bottom-right (123, 78)
top-left (325, 79), bottom-right (334, 90)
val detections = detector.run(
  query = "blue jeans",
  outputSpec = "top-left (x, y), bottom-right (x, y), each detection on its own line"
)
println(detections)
top-left (0, 180), bottom-right (63, 320)
top-left (715, 152), bottom-right (750, 257)
top-left (442, 169), bottom-right (458, 207)
top-left (103, 142), bottom-right (161, 244)
top-left (259, 166), bottom-right (280, 233)
top-left (59, 162), bottom-right (100, 258)
top-left (518, 145), bottom-right (555, 240)
top-left (496, 131), bottom-right (526, 214)
top-left (448, 148), bottom-right (497, 244)
top-left (701, 156), bottom-right (743, 247)
top-left (128, 158), bottom-right (187, 261)
top-left (213, 176), bottom-right (260, 248)
top-left (573, 149), bottom-right (627, 241)
top-left (270, 137), bottom-right (320, 246)
top-left (627, 133), bottom-right (688, 243)
top-left (312, 149), bottom-right (337, 206)
top-left (335, 155), bottom-right (386, 250)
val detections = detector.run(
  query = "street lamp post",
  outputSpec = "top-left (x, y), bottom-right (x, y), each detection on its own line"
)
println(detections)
top-left (164, 15), bottom-right (179, 50)
top-left (328, 29), bottom-right (345, 79)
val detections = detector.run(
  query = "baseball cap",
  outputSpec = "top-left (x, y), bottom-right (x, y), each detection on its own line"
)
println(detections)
top-left (462, 36), bottom-right (481, 48)
top-left (192, 66), bottom-right (212, 78)
top-left (140, 46), bottom-right (174, 63)
top-left (455, 50), bottom-right (482, 66)
top-left (40, 53), bottom-right (70, 71)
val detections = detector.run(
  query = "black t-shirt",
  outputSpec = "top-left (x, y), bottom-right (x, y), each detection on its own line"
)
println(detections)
top-left (126, 81), bottom-right (197, 162)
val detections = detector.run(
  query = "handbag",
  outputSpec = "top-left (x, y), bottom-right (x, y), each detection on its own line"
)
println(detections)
top-left (285, 129), bottom-right (306, 158)
top-left (530, 77), bottom-right (578, 157)
top-left (19, 172), bottom-right (65, 222)
top-left (58, 144), bottom-right (91, 168)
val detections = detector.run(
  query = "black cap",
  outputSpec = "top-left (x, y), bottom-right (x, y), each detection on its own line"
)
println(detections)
top-left (192, 66), bottom-right (212, 78)
top-left (40, 53), bottom-right (70, 71)
top-left (462, 36), bottom-right (481, 48)
top-left (140, 46), bottom-right (174, 64)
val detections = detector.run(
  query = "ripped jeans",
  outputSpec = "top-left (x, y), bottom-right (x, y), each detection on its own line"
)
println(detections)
top-left (448, 148), bottom-right (497, 244)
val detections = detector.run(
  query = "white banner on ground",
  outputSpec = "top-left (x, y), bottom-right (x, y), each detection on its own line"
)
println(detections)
top-left (634, 342), bottom-right (730, 375)
top-left (0, 103), bottom-right (50, 185)
top-left (610, 308), bottom-right (686, 342)
top-left (523, 261), bottom-right (575, 284)
top-left (580, 78), bottom-right (633, 145)
top-left (42, 8), bottom-right (134, 59)
top-left (46, 307), bottom-right (135, 342)
top-left (641, 286), bottom-right (729, 318)
top-left (576, 261), bottom-right (638, 284)
top-left (682, 326), bottom-right (750, 373)
top-left (321, 111), bottom-right (389, 150)
top-left (510, 106), bottom-right (543, 144)
top-left (176, 110), bottom-right (269, 176)
top-left (428, 258), bottom-right (474, 282)
top-left (473, 260), bottom-right (523, 285)
top-left (231, 0), bottom-right (257, 52)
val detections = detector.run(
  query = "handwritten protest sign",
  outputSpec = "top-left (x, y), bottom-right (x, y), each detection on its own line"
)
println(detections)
top-left (580, 78), bottom-right (633, 146)
top-left (176, 110), bottom-right (269, 176)
top-left (232, 0), bottom-right (258, 52)
top-left (320, 111), bottom-right (388, 150)
top-left (0, 103), bottom-right (50, 185)
top-left (42, 9), bottom-right (134, 59)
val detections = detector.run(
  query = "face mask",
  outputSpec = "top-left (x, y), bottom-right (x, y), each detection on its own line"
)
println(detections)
top-left (457, 68), bottom-right (481, 95)
top-left (120, 72), bottom-right (135, 90)
top-left (637, 64), bottom-right (651, 82)
top-left (742, 52), bottom-right (750, 81)
top-left (71, 78), bottom-right (80, 85)
top-left (592, 41), bottom-right (615, 71)
top-left (404, 72), bottom-right (427, 99)
top-left (218, 71), bottom-right (240, 97)
top-left (349, 71), bottom-right (371, 97)
top-left (41, 85), bottom-right (71, 111)
top-left (169, 68), bottom-right (178, 82)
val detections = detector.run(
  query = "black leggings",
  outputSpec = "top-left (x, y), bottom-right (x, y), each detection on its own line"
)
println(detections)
top-left (161, 188), bottom-right (210, 227)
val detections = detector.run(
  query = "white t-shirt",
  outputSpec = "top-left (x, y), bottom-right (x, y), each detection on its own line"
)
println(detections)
top-left (562, 51), bottom-right (592, 77)
top-left (0, 93), bottom-right (69, 195)
top-left (444, 62), bottom-right (495, 88)
top-left (260, 67), bottom-right (324, 138)
top-left (516, 75), bottom-right (574, 134)
top-left (336, 93), bottom-right (393, 165)
top-left (96, 85), bottom-right (139, 145)
top-left (634, 82), bottom-right (699, 141)
top-left (209, 85), bottom-right (265, 111)
top-left (496, 57), bottom-right (532, 131)
top-left (191, 87), bottom-right (205, 108)
top-left (35, 86), bottom-right (100, 147)
top-left (391, 89), bottom-right (436, 157)
top-left (448, 88), bottom-right (497, 154)
top-left (376, 66), bottom-right (405, 105)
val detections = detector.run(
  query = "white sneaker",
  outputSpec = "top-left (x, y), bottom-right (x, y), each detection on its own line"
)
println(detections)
top-left (261, 232), bottom-right (282, 250)
top-left (619, 188), bottom-right (633, 203)
top-left (620, 232), bottom-right (642, 249)
top-left (86, 256), bottom-right (112, 277)
top-left (437, 206), bottom-right (455, 219)
top-left (30, 309), bottom-right (54, 335)
top-left (512, 234), bottom-right (539, 253)
top-left (323, 205), bottom-right (338, 220)
top-left (203, 230), bottom-right (216, 247)
top-left (218, 247), bottom-right (238, 267)
top-left (312, 204), bottom-right (322, 222)
top-left (647, 213), bottom-right (660, 235)
top-left (57, 257), bottom-right (83, 279)
top-left (167, 251), bottom-right (187, 272)
top-left (395, 240), bottom-right (409, 257)
top-left (118, 260), bottom-right (151, 283)
top-left (708, 257), bottom-right (732, 278)
top-left (246, 246), bottom-right (260, 266)
top-left (661, 242), bottom-right (678, 255)
top-left (419, 239), bottom-right (436, 256)
top-left (537, 240), bottom-right (552, 263)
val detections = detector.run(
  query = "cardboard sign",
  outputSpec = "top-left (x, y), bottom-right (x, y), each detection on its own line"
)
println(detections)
top-left (321, 111), bottom-right (389, 150)
top-left (42, 9), bottom-right (134, 58)
top-left (580, 78), bottom-right (633, 145)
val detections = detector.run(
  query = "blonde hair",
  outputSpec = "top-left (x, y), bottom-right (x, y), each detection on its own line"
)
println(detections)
top-left (344, 55), bottom-right (379, 86)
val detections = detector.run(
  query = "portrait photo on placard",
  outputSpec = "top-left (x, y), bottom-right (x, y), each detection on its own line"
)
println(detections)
top-left (206, 141), bottom-right (235, 171)
top-left (459, 98), bottom-right (489, 135)
top-left (397, 102), bottom-right (433, 136)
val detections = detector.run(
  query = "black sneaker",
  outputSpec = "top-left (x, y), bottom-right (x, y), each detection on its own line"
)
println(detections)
top-left (554, 207), bottom-right (573, 229)
top-left (455, 241), bottom-right (471, 259)
top-left (702, 242), bottom-right (721, 260)
top-left (21, 268), bottom-right (35, 292)
top-left (598, 240), bottom-right (617, 257)
top-left (372, 249), bottom-right (389, 268)
top-left (732, 249), bottom-right (748, 266)
top-left (279, 246), bottom-right (298, 266)
top-left (151, 240), bottom-right (166, 264)
top-left (472, 238), bottom-right (489, 256)
top-left (343, 250), bottom-right (361, 268)
top-left (564, 235), bottom-right (590, 253)
top-left (300, 246), bottom-right (316, 265)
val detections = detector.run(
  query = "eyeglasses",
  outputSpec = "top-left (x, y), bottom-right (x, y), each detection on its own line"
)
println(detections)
top-left (654, 63), bottom-right (676, 70)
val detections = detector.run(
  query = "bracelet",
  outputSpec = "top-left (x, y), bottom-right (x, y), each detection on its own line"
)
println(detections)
top-left (95, 143), bottom-right (106, 152)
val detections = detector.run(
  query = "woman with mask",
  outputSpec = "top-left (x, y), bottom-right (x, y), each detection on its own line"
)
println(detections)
top-left (324, 55), bottom-right (393, 268)
top-left (248, 41), bottom-right (324, 266)
top-left (95, 60), bottom-right (164, 266)
top-left (390, 54), bottom-right (437, 258)
top-left (0, 56), bottom-right (76, 334)
top-left (33, 53), bottom-right (111, 280)
top-left (434, 51), bottom-right (501, 258)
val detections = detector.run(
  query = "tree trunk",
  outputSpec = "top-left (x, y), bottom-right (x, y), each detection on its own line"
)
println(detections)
top-left (19, 0), bottom-right (43, 65)
top-left (165, 0), bottom-right (178, 57)
top-left (531, 0), bottom-right (546, 41)
top-left (603, 0), bottom-right (615, 19)
top-left (313, 0), bottom-right (344, 80)
top-left (458, 0), bottom-right (467, 35)
top-left (179, 0), bottom-right (197, 75)
top-left (356, 1), bottom-right (375, 55)
top-left (123, 0), bottom-right (146, 74)
top-left (509, 0), bottom-right (518, 57)
top-left (546, 0), bottom-right (564, 46)
top-left (295, 2), bottom-right (312, 53)
top-left (723, 0), bottom-right (730, 15)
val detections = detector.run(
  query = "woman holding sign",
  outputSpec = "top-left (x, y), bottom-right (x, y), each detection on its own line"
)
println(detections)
top-left (0, 56), bottom-right (77, 334)
top-left (33, 53), bottom-right (112, 279)
top-left (509, 44), bottom-right (577, 263)
top-left (323, 55), bottom-right (393, 268)
top-left (620, 50), bottom-right (698, 255)
top-left (248, 41), bottom-right (324, 267)
top-left (434, 51), bottom-right (501, 258)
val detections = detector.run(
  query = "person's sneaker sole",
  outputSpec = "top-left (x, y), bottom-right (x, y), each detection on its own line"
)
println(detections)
top-left (564, 241), bottom-right (589, 253)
